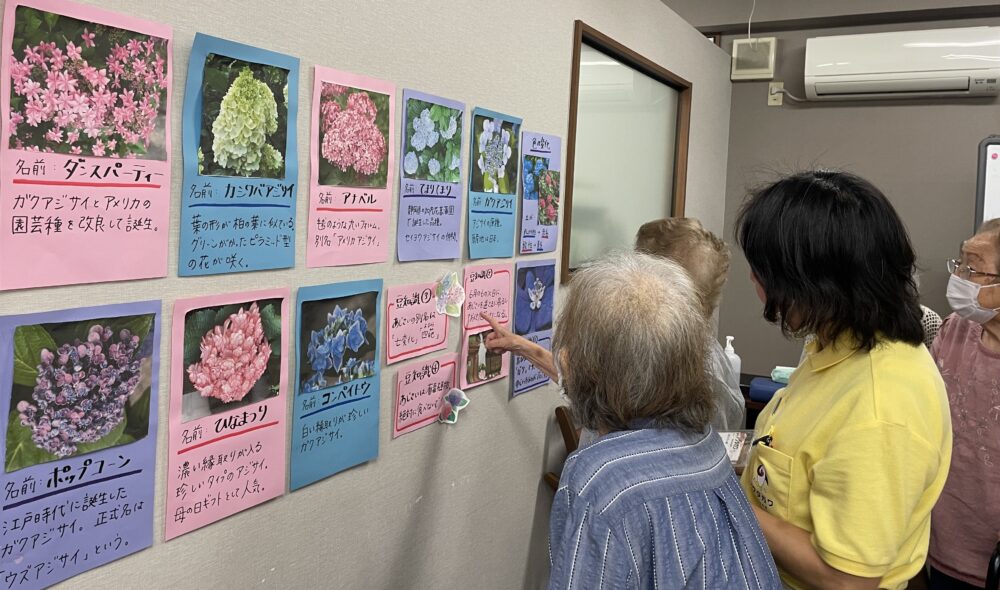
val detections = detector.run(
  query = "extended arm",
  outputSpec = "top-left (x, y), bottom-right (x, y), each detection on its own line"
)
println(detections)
top-left (480, 312), bottom-right (558, 381)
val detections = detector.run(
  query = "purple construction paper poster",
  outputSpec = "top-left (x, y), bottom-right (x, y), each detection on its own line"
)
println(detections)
top-left (0, 301), bottom-right (160, 589)
top-left (519, 132), bottom-right (561, 254)
top-left (512, 259), bottom-right (555, 396)
top-left (396, 90), bottom-right (464, 261)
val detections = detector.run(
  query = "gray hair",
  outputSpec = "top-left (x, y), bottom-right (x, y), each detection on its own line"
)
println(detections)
top-left (553, 251), bottom-right (714, 433)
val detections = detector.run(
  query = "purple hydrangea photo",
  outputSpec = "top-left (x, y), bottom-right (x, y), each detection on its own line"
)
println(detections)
top-left (514, 264), bottom-right (555, 336)
top-left (7, 314), bottom-right (155, 472)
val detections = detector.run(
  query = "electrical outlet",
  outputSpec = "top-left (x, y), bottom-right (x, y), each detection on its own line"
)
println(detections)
top-left (768, 82), bottom-right (784, 106)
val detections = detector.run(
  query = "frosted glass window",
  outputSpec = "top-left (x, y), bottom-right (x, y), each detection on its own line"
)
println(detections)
top-left (568, 44), bottom-right (680, 269)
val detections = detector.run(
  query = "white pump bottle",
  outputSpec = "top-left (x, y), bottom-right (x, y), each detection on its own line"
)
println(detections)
top-left (724, 336), bottom-right (742, 378)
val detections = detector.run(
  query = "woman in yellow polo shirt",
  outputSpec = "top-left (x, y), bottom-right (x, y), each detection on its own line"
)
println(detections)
top-left (736, 170), bottom-right (952, 590)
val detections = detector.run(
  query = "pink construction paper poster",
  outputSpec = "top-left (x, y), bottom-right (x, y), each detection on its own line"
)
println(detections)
top-left (463, 263), bottom-right (512, 333)
top-left (461, 263), bottom-right (512, 389)
top-left (165, 289), bottom-right (289, 540)
top-left (0, 0), bottom-right (172, 290)
top-left (393, 353), bottom-right (458, 438)
top-left (307, 66), bottom-right (395, 267)
top-left (385, 282), bottom-right (449, 365)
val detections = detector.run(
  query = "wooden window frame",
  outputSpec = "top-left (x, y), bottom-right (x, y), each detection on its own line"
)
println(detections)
top-left (561, 20), bottom-right (692, 284)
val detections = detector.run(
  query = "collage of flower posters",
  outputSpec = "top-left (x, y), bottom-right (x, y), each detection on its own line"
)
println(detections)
top-left (0, 0), bottom-right (568, 583)
top-left (0, 0), bottom-right (173, 290)
top-left (177, 34), bottom-right (300, 277)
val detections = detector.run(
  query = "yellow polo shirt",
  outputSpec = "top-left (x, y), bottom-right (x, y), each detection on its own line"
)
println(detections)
top-left (741, 334), bottom-right (952, 589)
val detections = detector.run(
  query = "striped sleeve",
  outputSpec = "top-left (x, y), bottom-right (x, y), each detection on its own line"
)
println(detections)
top-left (548, 487), bottom-right (636, 590)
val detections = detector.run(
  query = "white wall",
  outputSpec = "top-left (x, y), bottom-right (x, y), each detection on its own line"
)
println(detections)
top-left (0, 0), bottom-right (733, 588)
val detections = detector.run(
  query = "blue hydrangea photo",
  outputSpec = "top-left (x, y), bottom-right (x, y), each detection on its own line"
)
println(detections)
top-left (298, 292), bottom-right (378, 394)
top-left (522, 155), bottom-right (549, 201)
top-left (514, 264), bottom-right (555, 336)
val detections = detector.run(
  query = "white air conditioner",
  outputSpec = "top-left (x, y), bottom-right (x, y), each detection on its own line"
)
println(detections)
top-left (804, 27), bottom-right (1000, 100)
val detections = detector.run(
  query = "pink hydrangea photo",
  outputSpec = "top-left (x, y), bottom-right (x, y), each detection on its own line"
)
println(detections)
top-left (317, 82), bottom-right (390, 188)
top-left (181, 299), bottom-right (281, 423)
top-left (7, 6), bottom-right (168, 159)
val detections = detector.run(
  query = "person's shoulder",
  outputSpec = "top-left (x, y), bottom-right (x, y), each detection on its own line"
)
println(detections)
top-left (865, 339), bottom-right (949, 431)
top-left (560, 428), bottom-right (730, 517)
top-left (935, 312), bottom-right (978, 350)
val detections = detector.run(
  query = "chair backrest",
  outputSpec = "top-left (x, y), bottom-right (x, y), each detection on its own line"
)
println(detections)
top-left (987, 541), bottom-right (1000, 590)
top-left (554, 406), bottom-right (579, 454)
top-left (544, 406), bottom-right (581, 491)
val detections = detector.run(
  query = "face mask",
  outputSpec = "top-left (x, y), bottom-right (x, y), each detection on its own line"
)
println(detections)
top-left (947, 274), bottom-right (1000, 324)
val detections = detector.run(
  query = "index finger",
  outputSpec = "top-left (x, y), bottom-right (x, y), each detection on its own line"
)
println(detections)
top-left (479, 311), bottom-right (503, 332)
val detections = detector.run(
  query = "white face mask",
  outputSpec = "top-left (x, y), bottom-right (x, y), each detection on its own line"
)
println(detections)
top-left (947, 274), bottom-right (1000, 324)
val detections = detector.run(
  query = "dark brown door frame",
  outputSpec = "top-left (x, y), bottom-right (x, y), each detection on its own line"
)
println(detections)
top-left (561, 20), bottom-right (692, 284)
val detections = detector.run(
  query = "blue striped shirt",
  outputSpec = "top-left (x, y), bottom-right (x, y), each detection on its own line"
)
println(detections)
top-left (548, 426), bottom-right (781, 589)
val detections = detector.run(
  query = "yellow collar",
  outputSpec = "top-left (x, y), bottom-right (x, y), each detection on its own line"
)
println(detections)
top-left (806, 332), bottom-right (862, 373)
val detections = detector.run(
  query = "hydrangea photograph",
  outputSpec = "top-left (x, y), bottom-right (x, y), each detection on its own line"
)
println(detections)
top-left (471, 114), bottom-right (519, 195)
top-left (522, 155), bottom-right (560, 226)
top-left (198, 54), bottom-right (289, 179)
top-left (7, 7), bottom-right (169, 159)
top-left (465, 330), bottom-right (502, 384)
top-left (537, 170), bottom-right (560, 226)
top-left (514, 264), bottom-right (555, 336)
top-left (182, 299), bottom-right (281, 423)
top-left (402, 98), bottom-right (462, 184)
top-left (299, 292), bottom-right (377, 394)
top-left (6, 314), bottom-right (156, 473)
top-left (318, 83), bottom-right (390, 188)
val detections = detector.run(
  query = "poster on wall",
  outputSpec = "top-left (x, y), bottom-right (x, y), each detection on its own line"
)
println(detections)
top-left (306, 68), bottom-right (394, 267)
top-left (290, 280), bottom-right (382, 490)
top-left (518, 133), bottom-right (561, 255)
top-left (165, 289), bottom-right (289, 540)
top-left (178, 34), bottom-right (299, 277)
top-left (467, 107), bottom-right (521, 259)
top-left (397, 90), bottom-right (464, 261)
top-left (385, 281), bottom-right (448, 365)
top-left (393, 352), bottom-right (458, 438)
top-left (0, 301), bottom-right (160, 588)
top-left (512, 259), bottom-right (555, 396)
top-left (460, 263), bottom-right (512, 388)
top-left (0, 0), bottom-right (172, 290)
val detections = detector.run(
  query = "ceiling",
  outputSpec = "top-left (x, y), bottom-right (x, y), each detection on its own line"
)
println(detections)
top-left (660, 0), bottom-right (1000, 33)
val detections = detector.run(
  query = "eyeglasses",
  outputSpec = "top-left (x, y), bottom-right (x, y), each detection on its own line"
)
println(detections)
top-left (947, 258), bottom-right (1000, 282)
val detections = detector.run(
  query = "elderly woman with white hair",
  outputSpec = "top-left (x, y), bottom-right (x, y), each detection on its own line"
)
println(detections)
top-left (531, 251), bottom-right (779, 589)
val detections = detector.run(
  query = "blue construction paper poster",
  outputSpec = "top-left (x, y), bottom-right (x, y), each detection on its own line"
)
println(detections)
top-left (290, 280), bottom-right (382, 490)
top-left (178, 34), bottom-right (299, 276)
top-left (512, 258), bottom-right (555, 396)
top-left (468, 107), bottom-right (521, 259)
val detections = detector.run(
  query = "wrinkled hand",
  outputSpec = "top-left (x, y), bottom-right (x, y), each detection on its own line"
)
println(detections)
top-left (480, 312), bottom-right (526, 354)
